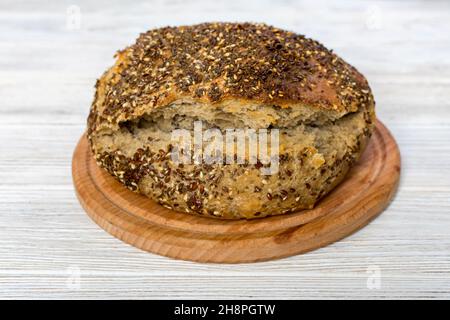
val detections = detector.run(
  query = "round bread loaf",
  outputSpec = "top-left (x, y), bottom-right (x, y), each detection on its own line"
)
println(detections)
top-left (87, 22), bottom-right (375, 219)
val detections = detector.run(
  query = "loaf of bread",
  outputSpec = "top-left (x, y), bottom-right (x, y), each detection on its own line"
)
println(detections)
top-left (87, 22), bottom-right (375, 219)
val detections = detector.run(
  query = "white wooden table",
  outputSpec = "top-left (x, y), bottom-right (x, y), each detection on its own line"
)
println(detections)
top-left (1, 0), bottom-right (449, 299)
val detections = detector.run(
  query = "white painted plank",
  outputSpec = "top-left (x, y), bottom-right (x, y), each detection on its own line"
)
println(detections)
top-left (0, 0), bottom-right (450, 299)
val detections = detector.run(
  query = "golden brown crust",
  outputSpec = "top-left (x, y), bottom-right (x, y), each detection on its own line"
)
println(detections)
top-left (86, 22), bottom-right (376, 219)
top-left (88, 22), bottom-right (372, 134)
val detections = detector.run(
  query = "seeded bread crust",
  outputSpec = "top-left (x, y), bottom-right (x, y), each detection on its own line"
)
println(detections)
top-left (87, 22), bottom-right (376, 219)
top-left (88, 22), bottom-right (373, 134)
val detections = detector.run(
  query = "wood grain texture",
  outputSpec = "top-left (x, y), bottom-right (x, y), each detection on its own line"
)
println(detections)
top-left (1, 0), bottom-right (450, 299)
top-left (72, 121), bottom-right (400, 263)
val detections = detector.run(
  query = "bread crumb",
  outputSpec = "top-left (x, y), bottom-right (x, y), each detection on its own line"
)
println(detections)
top-left (312, 153), bottom-right (325, 169)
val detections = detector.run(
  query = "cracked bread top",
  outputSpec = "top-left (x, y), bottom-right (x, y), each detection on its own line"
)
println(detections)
top-left (88, 22), bottom-right (373, 135)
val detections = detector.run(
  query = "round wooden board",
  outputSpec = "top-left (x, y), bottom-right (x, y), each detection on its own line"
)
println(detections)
top-left (72, 120), bottom-right (400, 263)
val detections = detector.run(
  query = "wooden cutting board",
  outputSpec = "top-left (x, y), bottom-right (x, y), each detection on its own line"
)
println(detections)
top-left (72, 120), bottom-right (400, 263)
